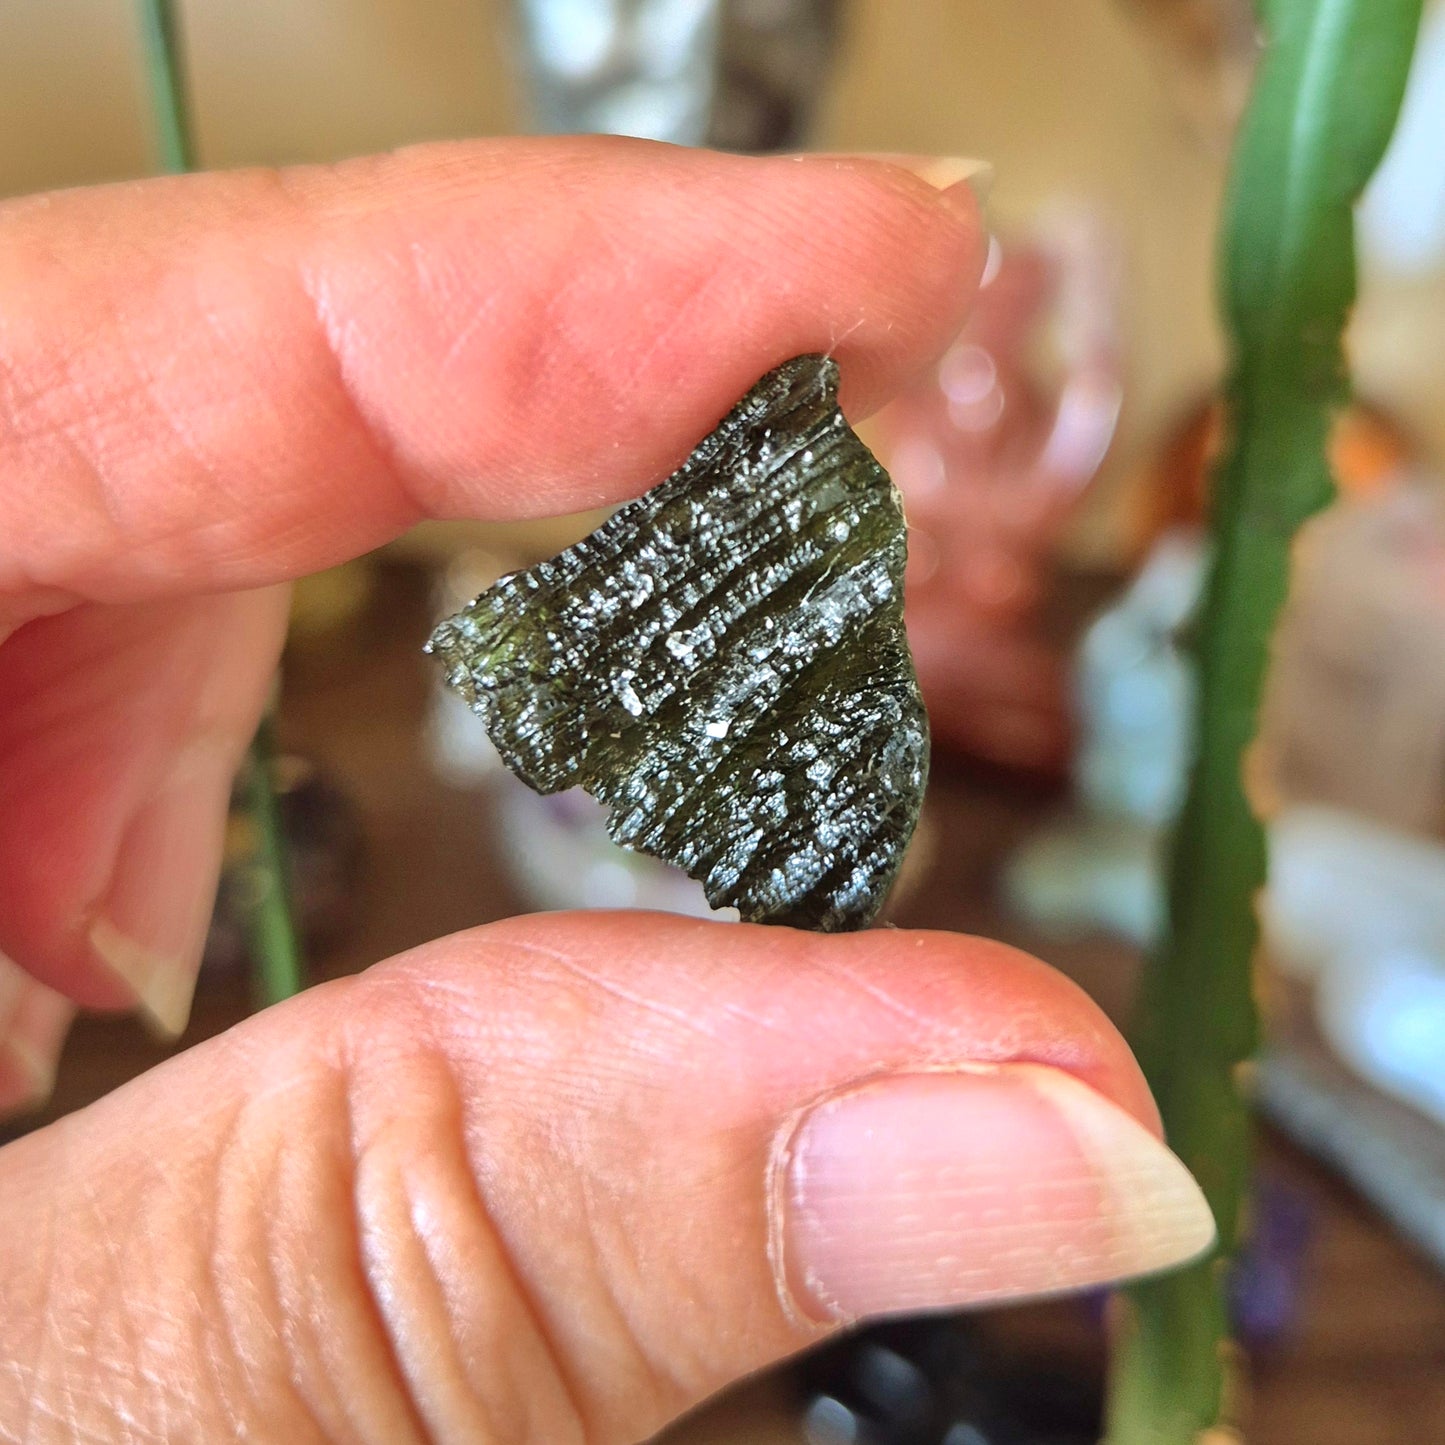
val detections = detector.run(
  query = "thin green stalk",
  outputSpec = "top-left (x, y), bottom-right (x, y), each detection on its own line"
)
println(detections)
top-left (137, 0), bottom-right (305, 1002)
top-left (137, 0), bottom-right (196, 174)
top-left (1105, 1), bottom-right (1422, 1440)
top-left (242, 719), bottom-right (306, 1007)
top-left (237, 724), bottom-right (306, 1000)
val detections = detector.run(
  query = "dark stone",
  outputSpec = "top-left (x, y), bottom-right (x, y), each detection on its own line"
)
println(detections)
top-left (426, 354), bottom-right (928, 931)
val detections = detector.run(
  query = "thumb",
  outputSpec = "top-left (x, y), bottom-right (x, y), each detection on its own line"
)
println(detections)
top-left (0, 912), bottom-right (1212, 1445)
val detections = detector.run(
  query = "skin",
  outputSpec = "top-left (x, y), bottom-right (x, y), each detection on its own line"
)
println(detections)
top-left (0, 139), bottom-right (1209, 1445)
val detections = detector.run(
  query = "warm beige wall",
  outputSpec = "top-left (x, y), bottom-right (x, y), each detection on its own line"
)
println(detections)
top-left (817, 1), bottom-right (1228, 552)
top-left (0, 0), bottom-right (153, 193)
top-left (0, 0), bottom-right (517, 190)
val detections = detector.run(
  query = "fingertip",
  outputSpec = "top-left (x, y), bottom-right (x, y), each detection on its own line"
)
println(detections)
top-left (396, 911), bottom-right (1161, 1139)
top-left (3, 138), bottom-right (991, 602)
top-left (0, 906), bottom-right (1177, 1441)
top-left (0, 589), bottom-right (285, 1022)
top-left (79, 723), bottom-right (244, 1038)
top-left (773, 151), bottom-right (990, 418)
top-left (314, 139), bottom-right (992, 512)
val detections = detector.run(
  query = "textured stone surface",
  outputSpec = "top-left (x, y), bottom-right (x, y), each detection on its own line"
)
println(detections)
top-left (426, 354), bottom-right (929, 931)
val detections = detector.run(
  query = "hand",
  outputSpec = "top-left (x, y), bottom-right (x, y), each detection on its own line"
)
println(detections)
top-left (0, 139), bottom-right (1212, 1444)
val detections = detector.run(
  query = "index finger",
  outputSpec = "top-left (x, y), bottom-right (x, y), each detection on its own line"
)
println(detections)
top-left (0, 137), bottom-right (984, 609)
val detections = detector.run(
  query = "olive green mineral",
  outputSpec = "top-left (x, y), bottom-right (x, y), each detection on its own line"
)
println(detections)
top-left (426, 354), bottom-right (929, 931)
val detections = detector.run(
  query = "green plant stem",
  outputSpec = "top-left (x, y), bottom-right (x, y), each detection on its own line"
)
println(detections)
top-left (1105, 1), bottom-right (1422, 1440)
top-left (242, 719), bottom-right (306, 1007)
top-left (137, 0), bottom-right (196, 174)
top-left (137, 0), bottom-right (305, 1003)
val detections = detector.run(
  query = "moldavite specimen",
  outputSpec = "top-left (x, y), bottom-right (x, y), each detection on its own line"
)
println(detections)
top-left (426, 354), bottom-right (928, 931)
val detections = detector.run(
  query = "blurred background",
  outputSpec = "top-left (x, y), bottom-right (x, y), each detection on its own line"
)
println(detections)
top-left (4, 2), bottom-right (1445, 1441)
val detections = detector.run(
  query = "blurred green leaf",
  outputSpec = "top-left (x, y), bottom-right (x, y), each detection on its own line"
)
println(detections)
top-left (1106, 1), bottom-right (1422, 1440)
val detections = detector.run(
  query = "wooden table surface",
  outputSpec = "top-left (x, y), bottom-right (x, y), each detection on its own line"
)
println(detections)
top-left (12, 560), bottom-right (1445, 1444)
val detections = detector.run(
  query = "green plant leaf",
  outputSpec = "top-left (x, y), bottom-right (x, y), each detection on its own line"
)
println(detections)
top-left (1106, 1), bottom-right (1423, 1440)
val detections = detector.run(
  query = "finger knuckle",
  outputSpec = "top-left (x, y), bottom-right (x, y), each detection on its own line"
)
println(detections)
top-left (334, 993), bottom-right (607, 1445)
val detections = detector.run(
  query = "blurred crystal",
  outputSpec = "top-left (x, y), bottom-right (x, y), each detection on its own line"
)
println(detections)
top-left (1228, 1172), bottom-right (1315, 1350)
top-left (1319, 948), bottom-right (1445, 1129)
top-left (797, 1316), bottom-right (1100, 1445)
top-left (709, 0), bottom-right (844, 152)
top-left (871, 212), bottom-right (1123, 776)
top-left (1009, 466), bottom-right (1445, 1134)
top-left (1267, 806), bottom-right (1445, 1129)
top-left (508, 0), bottom-right (842, 151)
top-left (509, 0), bottom-right (723, 144)
top-left (1076, 529), bottom-right (1202, 826)
top-left (1361, 5), bottom-right (1445, 276)
top-left (1261, 482), bottom-right (1445, 836)
top-left (1266, 807), bottom-right (1445, 982)
top-left (1006, 404), bottom-right (1421, 946)
top-left (1002, 530), bottom-right (1203, 945)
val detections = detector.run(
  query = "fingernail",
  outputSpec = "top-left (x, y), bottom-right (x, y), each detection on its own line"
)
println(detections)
top-left (0, 1032), bottom-right (58, 1113)
top-left (809, 152), bottom-right (994, 215)
top-left (776, 1063), bottom-right (1214, 1321)
top-left (902, 156), bottom-right (995, 208)
top-left (90, 920), bottom-right (199, 1039)
top-left (88, 740), bottom-right (236, 1038)
top-left (0, 963), bottom-right (72, 1113)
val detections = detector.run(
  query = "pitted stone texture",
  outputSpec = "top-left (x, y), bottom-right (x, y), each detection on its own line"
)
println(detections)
top-left (427, 355), bottom-right (928, 931)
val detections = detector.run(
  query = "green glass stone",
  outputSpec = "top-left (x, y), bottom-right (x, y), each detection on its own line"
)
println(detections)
top-left (426, 354), bottom-right (929, 931)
